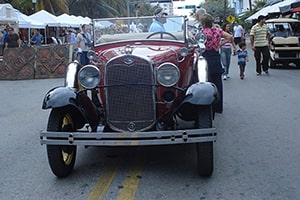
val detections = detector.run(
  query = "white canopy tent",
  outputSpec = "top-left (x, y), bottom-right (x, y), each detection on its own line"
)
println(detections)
top-left (29, 10), bottom-right (63, 27)
top-left (0, 3), bottom-right (18, 27)
top-left (246, 0), bottom-right (299, 22)
top-left (56, 14), bottom-right (82, 28)
top-left (71, 15), bottom-right (92, 25)
top-left (76, 16), bottom-right (92, 25)
top-left (15, 9), bottom-right (45, 29)
top-left (29, 10), bottom-right (91, 28)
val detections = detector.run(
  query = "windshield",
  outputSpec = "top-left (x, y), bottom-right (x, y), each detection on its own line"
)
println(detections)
top-left (267, 23), bottom-right (293, 37)
top-left (267, 21), bottom-right (300, 37)
top-left (93, 16), bottom-right (187, 45)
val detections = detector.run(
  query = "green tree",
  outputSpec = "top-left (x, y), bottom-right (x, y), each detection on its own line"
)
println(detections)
top-left (68, 0), bottom-right (124, 18)
top-left (131, 2), bottom-right (155, 17)
top-left (5, 0), bottom-right (165, 18)
top-left (68, 0), bottom-right (154, 18)
top-left (239, 0), bottom-right (266, 29)
top-left (4, 0), bottom-right (33, 15)
top-left (36, 0), bottom-right (69, 15)
top-left (7, 0), bottom-right (69, 15)
top-left (202, 0), bottom-right (235, 23)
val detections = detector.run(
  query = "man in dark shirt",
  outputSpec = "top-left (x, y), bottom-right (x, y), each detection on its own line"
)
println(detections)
top-left (5, 27), bottom-right (21, 48)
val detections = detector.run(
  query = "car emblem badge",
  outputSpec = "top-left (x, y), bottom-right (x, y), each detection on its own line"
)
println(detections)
top-left (127, 122), bottom-right (136, 132)
top-left (124, 57), bottom-right (133, 65)
top-left (125, 45), bottom-right (133, 55)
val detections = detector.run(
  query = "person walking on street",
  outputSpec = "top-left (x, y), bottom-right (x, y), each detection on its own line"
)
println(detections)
top-left (233, 21), bottom-right (244, 45)
top-left (199, 13), bottom-right (236, 113)
top-left (220, 22), bottom-right (234, 80)
top-left (5, 27), bottom-right (21, 48)
top-left (31, 29), bottom-right (44, 46)
top-left (75, 24), bottom-right (92, 65)
top-left (250, 15), bottom-right (270, 75)
top-left (236, 41), bottom-right (249, 79)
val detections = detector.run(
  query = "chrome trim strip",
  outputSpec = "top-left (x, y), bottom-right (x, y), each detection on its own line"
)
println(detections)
top-left (40, 128), bottom-right (216, 146)
top-left (197, 56), bottom-right (208, 83)
top-left (65, 61), bottom-right (79, 88)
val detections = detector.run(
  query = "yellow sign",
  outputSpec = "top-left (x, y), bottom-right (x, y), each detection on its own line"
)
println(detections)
top-left (226, 15), bottom-right (235, 23)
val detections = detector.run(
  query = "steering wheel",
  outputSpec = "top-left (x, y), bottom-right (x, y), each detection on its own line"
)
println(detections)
top-left (146, 32), bottom-right (178, 40)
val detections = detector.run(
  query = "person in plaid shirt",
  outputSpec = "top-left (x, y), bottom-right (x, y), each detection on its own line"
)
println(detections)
top-left (200, 14), bottom-right (236, 113)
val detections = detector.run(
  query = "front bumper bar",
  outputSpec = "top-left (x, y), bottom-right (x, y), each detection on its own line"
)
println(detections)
top-left (40, 128), bottom-right (217, 146)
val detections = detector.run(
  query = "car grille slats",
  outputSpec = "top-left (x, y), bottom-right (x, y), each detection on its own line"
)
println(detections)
top-left (105, 55), bottom-right (156, 132)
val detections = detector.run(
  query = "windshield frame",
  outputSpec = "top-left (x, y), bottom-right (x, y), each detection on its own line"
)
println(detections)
top-left (92, 15), bottom-right (189, 45)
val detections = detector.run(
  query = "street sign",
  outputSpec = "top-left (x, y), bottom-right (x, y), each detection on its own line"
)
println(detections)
top-left (226, 15), bottom-right (235, 23)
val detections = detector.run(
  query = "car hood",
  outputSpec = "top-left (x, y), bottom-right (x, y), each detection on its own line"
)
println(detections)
top-left (97, 43), bottom-right (181, 65)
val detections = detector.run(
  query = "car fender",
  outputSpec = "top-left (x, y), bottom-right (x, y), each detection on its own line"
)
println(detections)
top-left (42, 86), bottom-right (99, 131)
top-left (183, 82), bottom-right (218, 105)
top-left (42, 87), bottom-right (78, 109)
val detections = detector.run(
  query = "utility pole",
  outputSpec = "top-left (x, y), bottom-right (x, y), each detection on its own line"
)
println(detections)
top-left (224, 0), bottom-right (227, 22)
top-left (32, 0), bottom-right (36, 13)
top-left (127, 0), bottom-right (130, 17)
top-left (249, 0), bottom-right (252, 12)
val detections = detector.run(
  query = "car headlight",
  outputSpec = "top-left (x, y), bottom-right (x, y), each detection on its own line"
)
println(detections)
top-left (157, 63), bottom-right (180, 87)
top-left (78, 65), bottom-right (101, 89)
top-left (180, 47), bottom-right (188, 57)
top-left (87, 50), bottom-right (95, 60)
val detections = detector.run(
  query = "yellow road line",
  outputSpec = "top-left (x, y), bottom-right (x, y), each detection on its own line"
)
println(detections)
top-left (87, 163), bottom-right (119, 200)
top-left (117, 161), bottom-right (144, 200)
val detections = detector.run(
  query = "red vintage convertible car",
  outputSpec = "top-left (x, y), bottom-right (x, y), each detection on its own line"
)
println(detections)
top-left (40, 15), bottom-right (219, 178)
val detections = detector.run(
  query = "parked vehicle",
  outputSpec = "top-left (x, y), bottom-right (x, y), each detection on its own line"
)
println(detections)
top-left (40, 16), bottom-right (219, 178)
top-left (266, 18), bottom-right (300, 68)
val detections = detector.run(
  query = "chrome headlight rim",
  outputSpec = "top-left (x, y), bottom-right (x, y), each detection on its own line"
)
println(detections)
top-left (87, 50), bottom-right (96, 60)
top-left (180, 47), bottom-right (188, 57)
top-left (157, 62), bottom-right (180, 87)
top-left (78, 65), bottom-right (101, 89)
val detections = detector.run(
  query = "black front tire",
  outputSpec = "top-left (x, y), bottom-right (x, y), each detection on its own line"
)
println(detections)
top-left (195, 105), bottom-right (214, 177)
top-left (46, 109), bottom-right (77, 178)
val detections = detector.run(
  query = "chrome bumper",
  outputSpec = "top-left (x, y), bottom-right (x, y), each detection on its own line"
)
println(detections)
top-left (40, 128), bottom-right (216, 146)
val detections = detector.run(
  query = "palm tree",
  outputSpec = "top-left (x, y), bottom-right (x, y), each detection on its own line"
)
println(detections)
top-left (69, 0), bottom-right (126, 18)
top-left (36, 0), bottom-right (69, 15)
top-left (9, 0), bottom-right (69, 15)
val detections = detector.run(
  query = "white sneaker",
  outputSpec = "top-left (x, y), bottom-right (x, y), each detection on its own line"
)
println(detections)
top-left (223, 75), bottom-right (227, 80)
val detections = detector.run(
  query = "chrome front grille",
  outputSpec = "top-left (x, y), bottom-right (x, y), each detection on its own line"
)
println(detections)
top-left (105, 55), bottom-right (156, 132)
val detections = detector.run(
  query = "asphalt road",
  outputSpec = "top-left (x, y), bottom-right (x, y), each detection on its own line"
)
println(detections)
top-left (1, 45), bottom-right (300, 200)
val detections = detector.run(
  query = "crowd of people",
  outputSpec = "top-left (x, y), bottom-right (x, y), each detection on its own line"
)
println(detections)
top-left (0, 24), bottom-right (93, 61)
top-left (1, 25), bottom-right (44, 49)
top-left (0, 25), bottom-right (85, 51)
top-left (193, 7), bottom-right (274, 114)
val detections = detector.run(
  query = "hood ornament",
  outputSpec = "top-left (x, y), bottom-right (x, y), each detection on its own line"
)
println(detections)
top-left (125, 45), bottom-right (133, 55)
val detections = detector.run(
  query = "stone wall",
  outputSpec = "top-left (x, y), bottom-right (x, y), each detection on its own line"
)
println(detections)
top-left (0, 45), bottom-right (73, 80)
